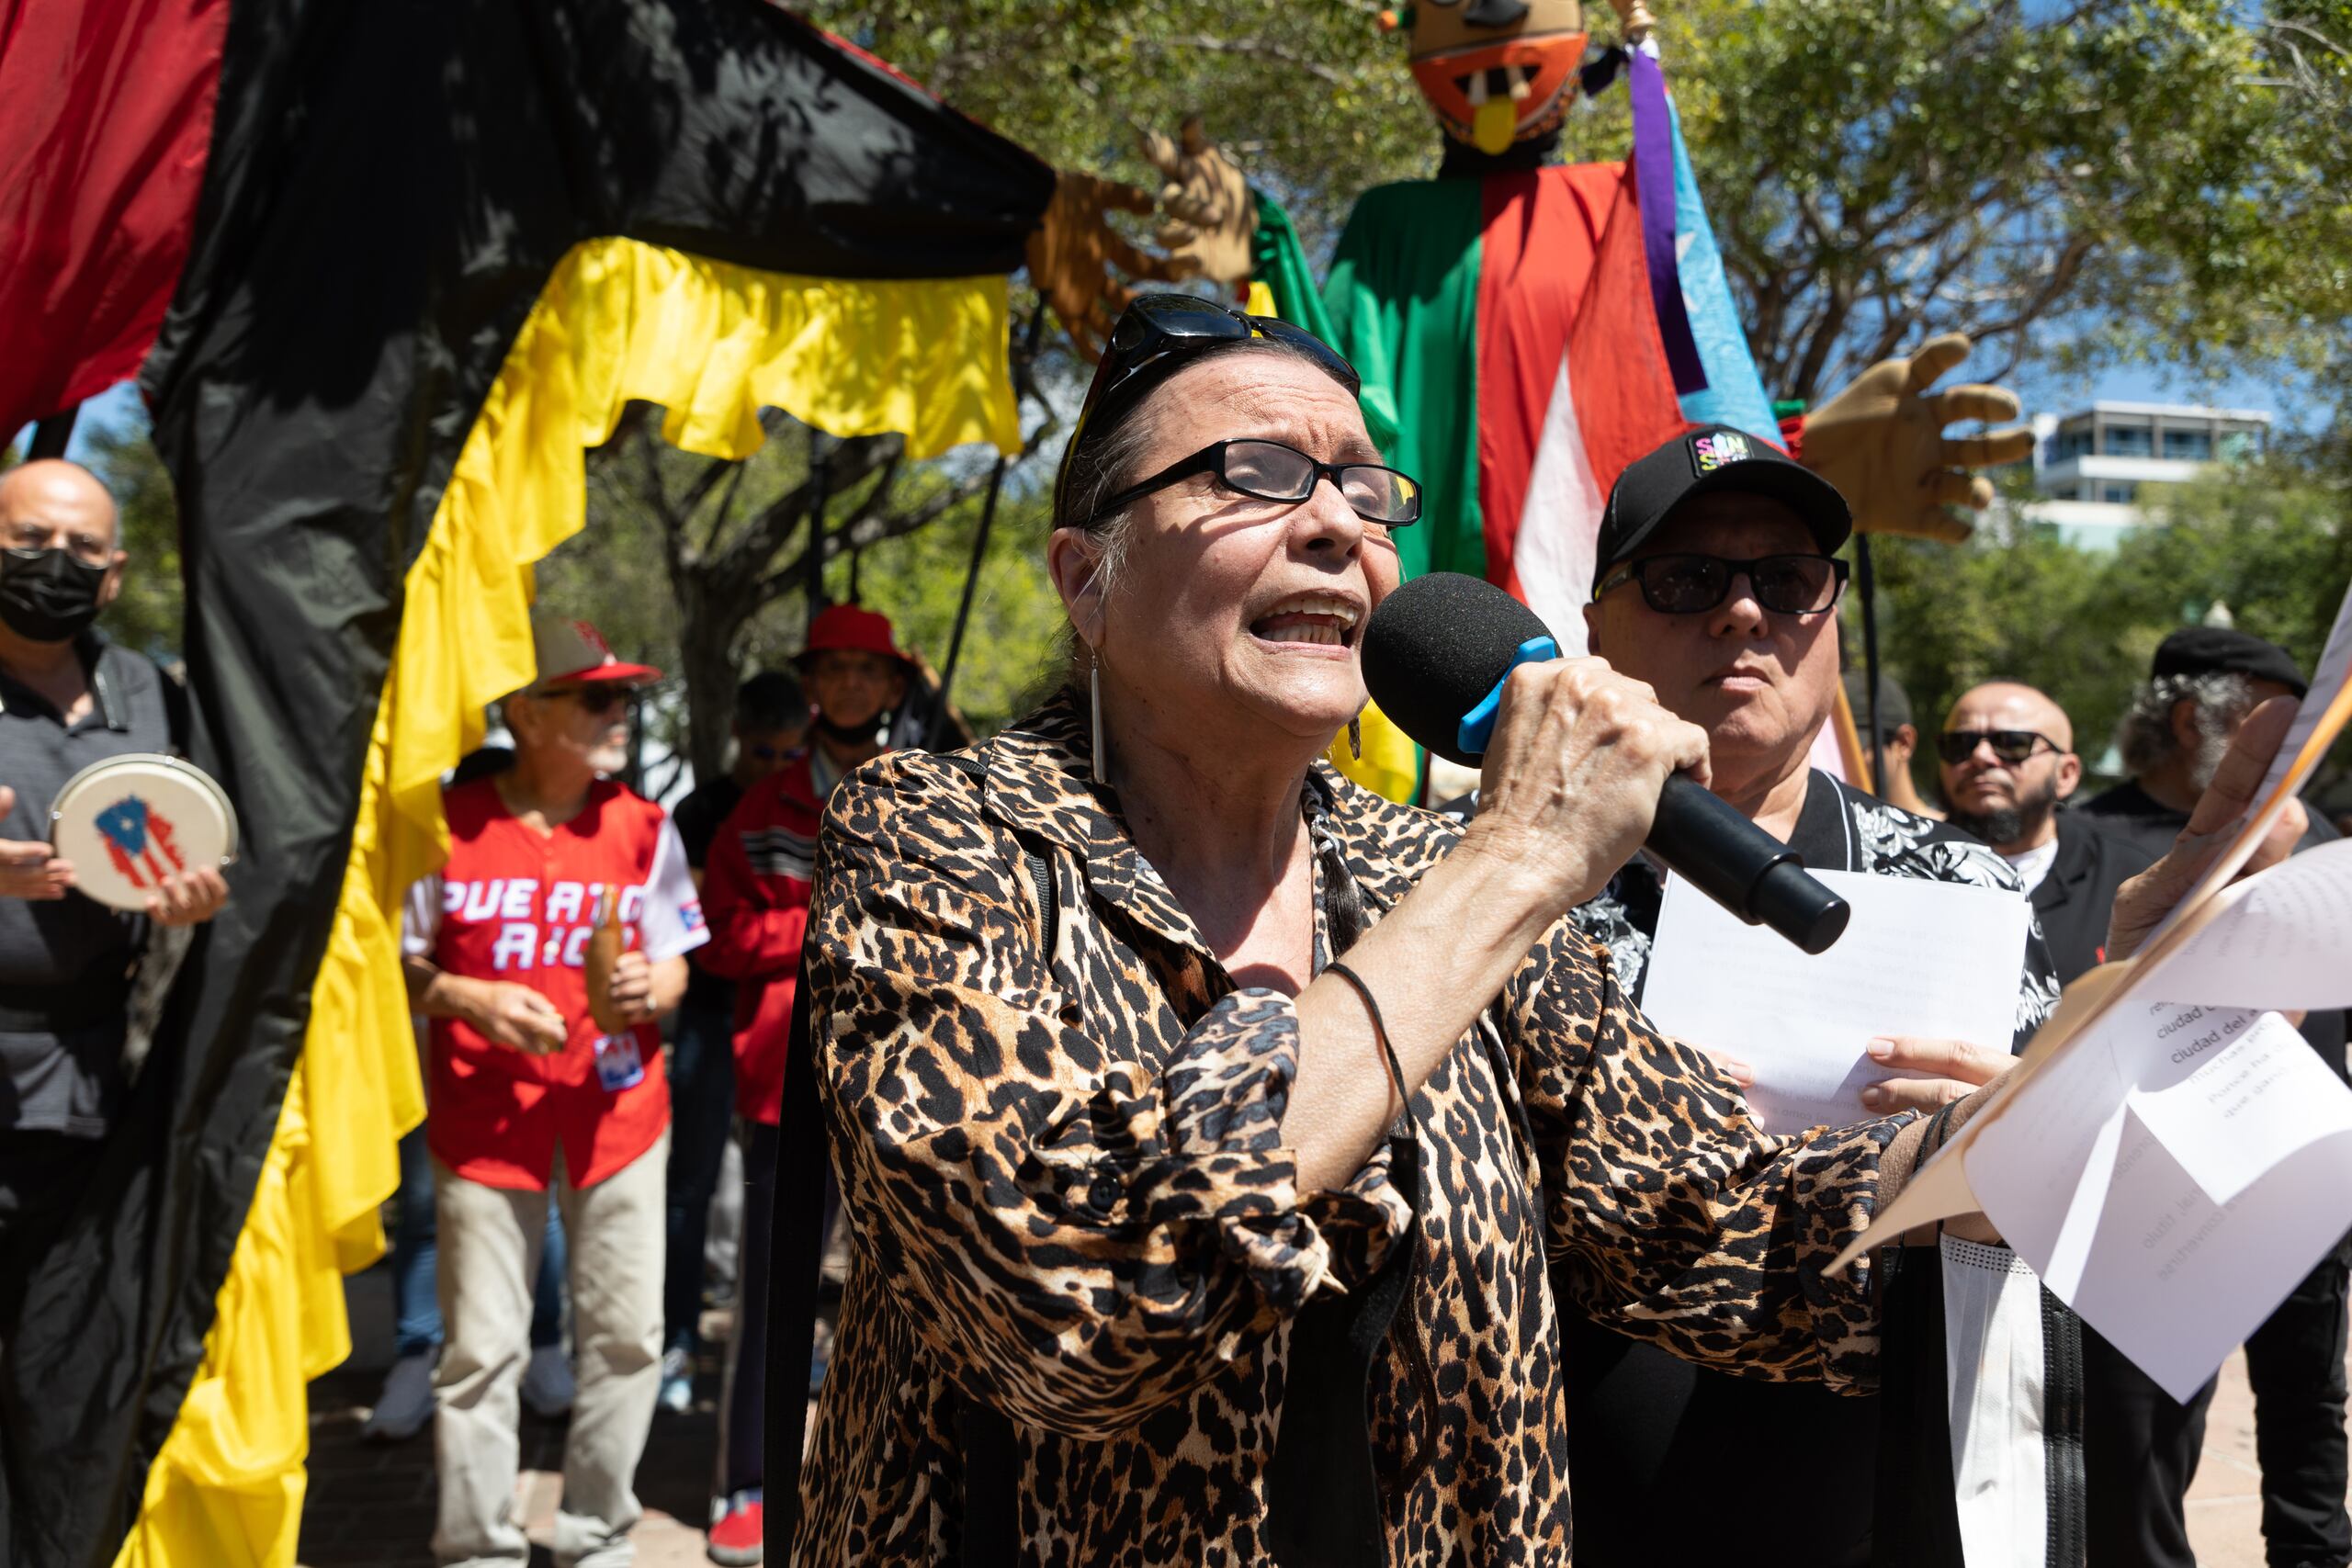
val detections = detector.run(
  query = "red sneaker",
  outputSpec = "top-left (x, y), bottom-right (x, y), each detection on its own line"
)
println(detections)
top-left (707, 1491), bottom-right (763, 1566)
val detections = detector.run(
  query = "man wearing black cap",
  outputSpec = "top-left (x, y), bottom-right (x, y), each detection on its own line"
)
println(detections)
top-left (2082, 628), bottom-right (2350, 1568)
top-left (1562, 424), bottom-right (2066, 1567)
top-left (1847, 668), bottom-right (1943, 819)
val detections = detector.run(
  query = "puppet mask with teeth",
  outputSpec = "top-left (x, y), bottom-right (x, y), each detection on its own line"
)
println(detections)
top-left (1405, 0), bottom-right (1589, 155)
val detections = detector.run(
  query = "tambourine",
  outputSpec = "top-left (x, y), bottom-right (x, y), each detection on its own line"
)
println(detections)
top-left (49, 752), bottom-right (239, 912)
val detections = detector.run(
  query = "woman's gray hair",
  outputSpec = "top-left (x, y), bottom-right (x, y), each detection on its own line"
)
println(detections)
top-left (2115, 671), bottom-right (2255, 780)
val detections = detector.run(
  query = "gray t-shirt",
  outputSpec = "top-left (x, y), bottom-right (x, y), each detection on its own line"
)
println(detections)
top-left (0, 636), bottom-right (178, 1137)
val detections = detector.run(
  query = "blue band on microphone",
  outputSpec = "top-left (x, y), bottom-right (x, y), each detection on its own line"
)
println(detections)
top-left (1456, 635), bottom-right (1559, 757)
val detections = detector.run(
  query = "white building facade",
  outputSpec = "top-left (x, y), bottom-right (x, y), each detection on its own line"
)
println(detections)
top-left (2015, 400), bottom-right (2270, 547)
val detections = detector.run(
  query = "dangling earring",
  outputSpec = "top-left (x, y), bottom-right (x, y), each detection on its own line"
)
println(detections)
top-left (1090, 649), bottom-right (1109, 785)
top-left (1347, 714), bottom-right (1363, 761)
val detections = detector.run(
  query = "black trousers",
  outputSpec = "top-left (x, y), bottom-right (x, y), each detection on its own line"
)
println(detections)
top-left (2086, 1235), bottom-right (2352, 1568)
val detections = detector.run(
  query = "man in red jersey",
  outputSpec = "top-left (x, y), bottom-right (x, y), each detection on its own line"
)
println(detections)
top-left (402, 614), bottom-right (706, 1568)
top-left (695, 603), bottom-right (909, 1564)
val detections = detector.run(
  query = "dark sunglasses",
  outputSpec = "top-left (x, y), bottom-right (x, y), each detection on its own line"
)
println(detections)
top-left (1936, 728), bottom-right (2061, 766)
top-left (1592, 553), bottom-right (1849, 615)
top-left (547, 685), bottom-right (632, 717)
top-left (1055, 294), bottom-right (1364, 517)
top-left (1080, 438), bottom-right (1421, 531)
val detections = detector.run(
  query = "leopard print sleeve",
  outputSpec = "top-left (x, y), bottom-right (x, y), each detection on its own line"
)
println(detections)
top-left (1503, 919), bottom-right (1903, 1393)
top-left (811, 756), bottom-right (1407, 1439)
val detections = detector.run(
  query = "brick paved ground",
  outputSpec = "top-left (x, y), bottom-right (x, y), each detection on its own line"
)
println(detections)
top-left (301, 1262), bottom-right (2312, 1566)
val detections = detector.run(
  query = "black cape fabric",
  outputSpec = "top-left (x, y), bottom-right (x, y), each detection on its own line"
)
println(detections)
top-left (2, 6), bottom-right (1051, 1563)
top-left (2032, 812), bottom-right (2159, 983)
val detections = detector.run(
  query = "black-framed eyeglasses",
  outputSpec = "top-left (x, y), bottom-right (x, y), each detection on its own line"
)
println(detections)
top-left (1054, 293), bottom-right (1364, 519)
top-left (547, 685), bottom-right (632, 717)
top-left (1080, 438), bottom-right (1422, 531)
top-left (1592, 553), bottom-right (1849, 615)
top-left (1936, 728), bottom-right (2062, 766)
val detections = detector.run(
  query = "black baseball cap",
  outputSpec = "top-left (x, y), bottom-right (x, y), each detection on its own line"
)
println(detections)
top-left (2152, 626), bottom-right (2309, 697)
top-left (1593, 423), bottom-right (1853, 586)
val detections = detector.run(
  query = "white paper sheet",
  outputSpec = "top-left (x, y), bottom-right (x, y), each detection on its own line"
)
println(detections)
top-left (2141, 840), bottom-right (2352, 1013)
top-left (1639, 869), bottom-right (2031, 1133)
top-left (1962, 997), bottom-right (2352, 1400)
top-left (2258, 578), bottom-right (2352, 807)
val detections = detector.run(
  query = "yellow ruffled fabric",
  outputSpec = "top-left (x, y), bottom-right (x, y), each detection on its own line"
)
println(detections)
top-left (112, 235), bottom-right (1017, 1568)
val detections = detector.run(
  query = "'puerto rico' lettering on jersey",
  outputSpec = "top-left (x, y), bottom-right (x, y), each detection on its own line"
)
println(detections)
top-left (404, 776), bottom-right (707, 1190)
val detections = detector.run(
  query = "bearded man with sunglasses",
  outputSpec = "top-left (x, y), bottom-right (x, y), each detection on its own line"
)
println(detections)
top-left (1936, 682), bottom-right (2155, 981)
top-left (401, 612), bottom-right (706, 1567)
top-left (1561, 425), bottom-right (2064, 1568)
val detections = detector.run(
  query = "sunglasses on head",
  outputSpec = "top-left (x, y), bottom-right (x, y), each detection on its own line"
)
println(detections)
top-left (1055, 294), bottom-right (1366, 518)
top-left (1592, 553), bottom-right (1849, 616)
top-left (1936, 729), bottom-right (2060, 766)
top-left (546, 684), bottom-right (632, 717)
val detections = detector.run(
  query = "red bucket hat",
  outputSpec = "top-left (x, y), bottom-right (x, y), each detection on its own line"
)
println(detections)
top-left (798, 604), bottom-right (909, 667)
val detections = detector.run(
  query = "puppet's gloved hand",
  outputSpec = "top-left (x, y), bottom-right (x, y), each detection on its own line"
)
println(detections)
top-left (1140, 116), bottom-right (1255, 291)
top-left (1024, 168), bottom-right (1170, 361)
top-left (1801, 333), bottom-right (2036, 544)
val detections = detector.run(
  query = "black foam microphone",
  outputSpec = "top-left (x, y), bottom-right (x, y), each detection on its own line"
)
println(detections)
top-left (1363, 572), bottom-right (1849, 955)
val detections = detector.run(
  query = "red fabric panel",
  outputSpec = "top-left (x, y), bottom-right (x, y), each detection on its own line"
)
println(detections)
top-left (1563, 164), bottom-right (1687, 500)
top-left (0, 0), bottom-right (229, 435)
top-left (1473, 164), bottom-right (1625, 601)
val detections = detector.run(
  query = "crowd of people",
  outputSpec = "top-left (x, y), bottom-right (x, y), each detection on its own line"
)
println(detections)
top-left (1, 285), bottom-right (2346, 1568)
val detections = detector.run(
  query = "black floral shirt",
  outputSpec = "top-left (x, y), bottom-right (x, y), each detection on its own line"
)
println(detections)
top-left (1570, 770), bottom-right (2063, 1053)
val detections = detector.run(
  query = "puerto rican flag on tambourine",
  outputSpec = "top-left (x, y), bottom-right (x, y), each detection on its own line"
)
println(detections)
top-left (93, 793), bottom-right (189, 890)
top-left (48, 753), bottom-right (238, 912)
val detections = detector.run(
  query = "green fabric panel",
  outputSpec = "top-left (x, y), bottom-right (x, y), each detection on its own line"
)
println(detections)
top-left (1250, 191), bottom-right (1343, 350)
top-left (1320, 179), bottom-right (1487, 583)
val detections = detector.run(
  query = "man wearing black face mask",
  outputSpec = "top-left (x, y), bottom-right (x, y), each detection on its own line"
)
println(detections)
top-left (0, 458), bottom-right (226, 1360)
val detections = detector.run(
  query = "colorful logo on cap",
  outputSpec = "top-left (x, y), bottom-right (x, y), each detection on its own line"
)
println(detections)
top-left (1690, 431), bottom-right (1752, 474)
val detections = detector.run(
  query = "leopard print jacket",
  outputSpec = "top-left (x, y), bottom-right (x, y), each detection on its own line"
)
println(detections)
top-left (792, 694), bottom-right (1906, 1565)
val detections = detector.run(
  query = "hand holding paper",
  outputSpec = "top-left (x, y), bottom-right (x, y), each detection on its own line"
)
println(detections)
top-left (2108, 695), bottom-right (2310, 963)
top-left (1828, 578), bottom-right (2352, 1399)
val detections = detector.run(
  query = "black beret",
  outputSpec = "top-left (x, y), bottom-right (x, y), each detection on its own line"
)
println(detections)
top-left (2152, 626), bottom-right (2308, 698)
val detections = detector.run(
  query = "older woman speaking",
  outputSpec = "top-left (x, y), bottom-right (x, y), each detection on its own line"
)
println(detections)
top-left (787, 297), bottom-right (2000, 1563)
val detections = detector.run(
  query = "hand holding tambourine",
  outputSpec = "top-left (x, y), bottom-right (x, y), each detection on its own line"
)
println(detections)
top-left (0, 785), bottom-right (74, 900)
top-left (46, 753), bottom-right (234, 924)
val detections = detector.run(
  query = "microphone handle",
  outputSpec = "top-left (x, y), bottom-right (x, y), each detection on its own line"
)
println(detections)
top-left (1645, 774), bottom-right (1851, 955)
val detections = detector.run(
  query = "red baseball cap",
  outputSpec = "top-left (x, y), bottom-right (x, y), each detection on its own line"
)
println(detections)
top-left (528, 612), bottom-right (662, 689)
top-left (798, 604), bottom-right (909, 667)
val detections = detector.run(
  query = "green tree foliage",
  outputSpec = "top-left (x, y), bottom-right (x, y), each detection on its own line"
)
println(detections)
top-left (78, 419), bottom-right (186, 662)
top-left (1672, 0), bottom-right (2352, 399)
top-left (1871, 450), bottom-right (2349, 797)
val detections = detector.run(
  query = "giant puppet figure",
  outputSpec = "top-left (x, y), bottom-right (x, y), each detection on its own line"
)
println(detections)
top-left (1148, 0), bottom-right (2031, 702)
top-left (1148, 6), bottom-right (2047, 1557)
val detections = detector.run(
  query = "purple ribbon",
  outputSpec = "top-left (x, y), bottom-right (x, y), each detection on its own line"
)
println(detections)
top-left (1627, 48), bottom-right (1708, 397)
